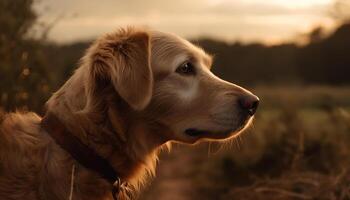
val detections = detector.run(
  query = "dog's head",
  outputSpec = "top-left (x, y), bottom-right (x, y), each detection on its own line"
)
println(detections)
top-left (87, 27), bottom-right (259, 144)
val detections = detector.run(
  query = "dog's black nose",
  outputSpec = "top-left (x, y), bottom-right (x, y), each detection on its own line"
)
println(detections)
top-left (239, 95), bottom-right (259, 116)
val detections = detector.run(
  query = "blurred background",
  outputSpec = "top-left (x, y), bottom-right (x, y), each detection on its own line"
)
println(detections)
top-left (1, 0), bottom-right (350, 199)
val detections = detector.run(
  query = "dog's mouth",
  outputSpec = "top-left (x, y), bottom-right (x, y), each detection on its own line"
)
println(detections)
top-left (185, 128), bottom-right (211, 137)
top-left (184, 116), bottom-right (253, 140)
top-left (185, 128), bottom-right (235, 139)
top-left (185, 128), bottom-right (235, 136)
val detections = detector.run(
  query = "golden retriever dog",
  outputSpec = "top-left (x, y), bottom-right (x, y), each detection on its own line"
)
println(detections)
top-left (0, 27), bottom-right (259, 200)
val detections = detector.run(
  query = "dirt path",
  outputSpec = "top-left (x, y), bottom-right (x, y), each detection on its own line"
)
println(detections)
top-left (140, 144), bottom-right (208, 200)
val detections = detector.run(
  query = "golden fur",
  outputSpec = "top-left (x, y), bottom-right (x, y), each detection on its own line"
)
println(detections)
top-left (0, 27), bottom-right (258, 200)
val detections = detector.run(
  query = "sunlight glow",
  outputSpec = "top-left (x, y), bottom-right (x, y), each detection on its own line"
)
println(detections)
top-left (36, 0), bottom-right (337, 44)
top-left (207, 0), bottom-right (334, 8)
top-left (267, 0), bottom-right (333, 8)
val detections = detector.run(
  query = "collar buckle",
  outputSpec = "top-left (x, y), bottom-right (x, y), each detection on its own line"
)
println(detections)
top-left (112, 178), bottom-right (132, 200)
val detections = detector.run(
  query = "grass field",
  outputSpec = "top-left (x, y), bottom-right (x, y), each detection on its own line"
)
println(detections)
top-left (140, 86), bottom-right (350, 200)
top-left (2, 85), bottom-right (349, 199)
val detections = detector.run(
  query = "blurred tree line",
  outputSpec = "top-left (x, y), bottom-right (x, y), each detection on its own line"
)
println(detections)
top-left (0, 0), bottom-right (51, 112)
top-left (0, 0), bottom-right (350, 113)
top-left (197, 23), bottom-right (350, 87)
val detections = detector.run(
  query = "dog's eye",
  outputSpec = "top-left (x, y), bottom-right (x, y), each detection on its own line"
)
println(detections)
top-left (176, 62), bottom-right (195, 75)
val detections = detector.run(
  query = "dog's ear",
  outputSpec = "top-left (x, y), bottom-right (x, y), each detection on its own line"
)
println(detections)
top-left (88, 29), bottom-right (153, 111)
top-left (111, 30), bottom-right (152, 110)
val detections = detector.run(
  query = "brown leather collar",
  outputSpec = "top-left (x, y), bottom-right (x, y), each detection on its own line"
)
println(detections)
top-left (41, 112), bottom-right (124, 198)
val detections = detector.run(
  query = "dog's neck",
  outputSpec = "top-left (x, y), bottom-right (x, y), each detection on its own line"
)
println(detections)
top-left (45, 67), bottom-right (169, 190)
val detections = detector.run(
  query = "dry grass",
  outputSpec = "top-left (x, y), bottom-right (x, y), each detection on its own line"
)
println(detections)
top-left (141, 86), bottom-right (350, 200)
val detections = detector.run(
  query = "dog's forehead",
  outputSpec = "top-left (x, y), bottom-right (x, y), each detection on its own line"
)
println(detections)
top-left (150, 31), bottom-right (212, 69)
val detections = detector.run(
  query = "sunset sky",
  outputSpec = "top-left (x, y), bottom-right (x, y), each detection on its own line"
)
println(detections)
top-left (34, 0), bottom-right (339, 44)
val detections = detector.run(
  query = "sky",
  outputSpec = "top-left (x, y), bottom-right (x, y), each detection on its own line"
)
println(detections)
top-left (33, 0), bottom-right (338, 44)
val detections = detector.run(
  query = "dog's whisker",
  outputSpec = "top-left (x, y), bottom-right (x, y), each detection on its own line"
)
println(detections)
top-left (238, 135), bottom-right (243, 148)
top-left (234, 137), bottom-right (241, 150)
top-left (207, 142), bottom-right (212, 157)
